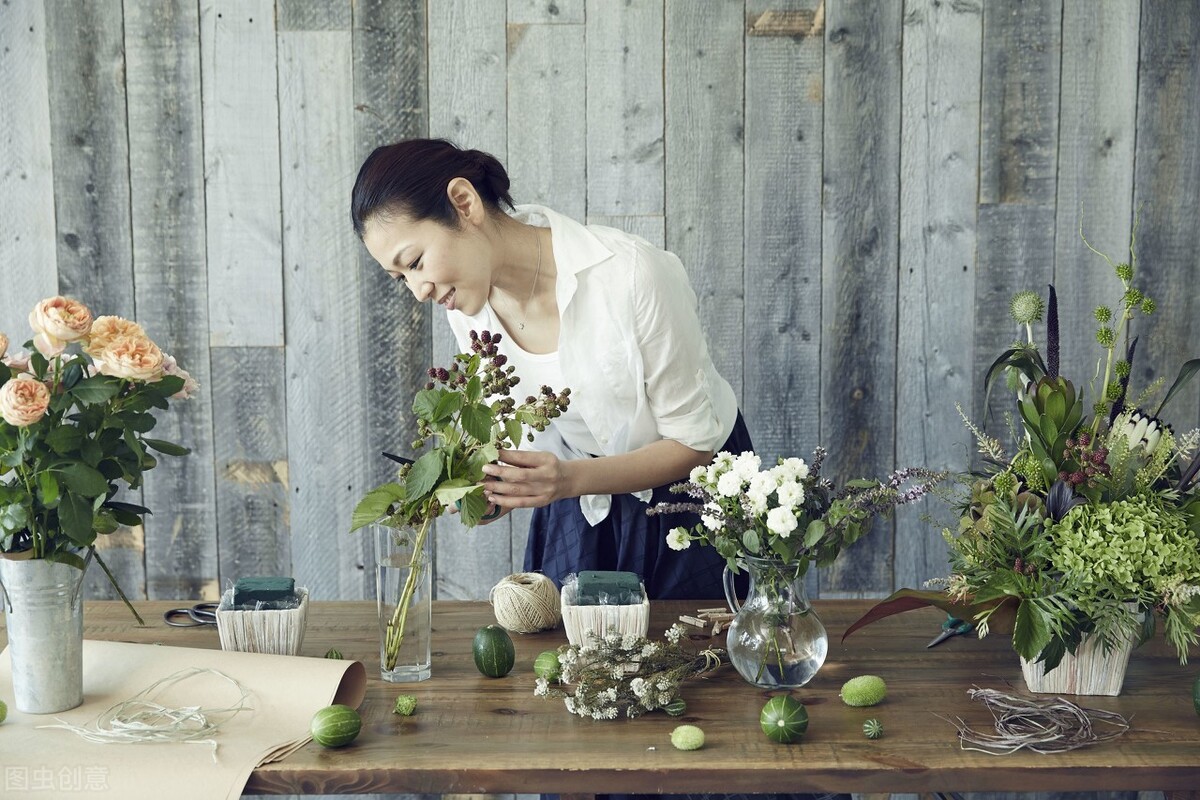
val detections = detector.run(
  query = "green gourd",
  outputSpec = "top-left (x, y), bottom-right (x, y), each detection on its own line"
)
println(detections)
top-left (840, 675), bottom-right (887, 707)
top-left (759, 695), bottom-right (808, 744)
top-left (533, 650), bottom-right (561, 681)
top-left (473, 625), bottom-right (516, 678)
top-left (311, 704), bottom-right (362, 748)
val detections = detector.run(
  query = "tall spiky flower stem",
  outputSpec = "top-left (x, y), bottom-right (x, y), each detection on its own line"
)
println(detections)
top-left (1081, 215), bottom-right (1142, 437)
top-left (382, 512), bottom-right (433, 671)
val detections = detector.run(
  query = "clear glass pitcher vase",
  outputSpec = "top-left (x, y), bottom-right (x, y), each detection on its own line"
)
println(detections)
top-left (722, 555), bottom-right (828, 689)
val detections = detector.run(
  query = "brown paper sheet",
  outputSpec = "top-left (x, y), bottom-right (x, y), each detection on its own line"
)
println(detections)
top-left (0, 640), bottom-right (365, 799)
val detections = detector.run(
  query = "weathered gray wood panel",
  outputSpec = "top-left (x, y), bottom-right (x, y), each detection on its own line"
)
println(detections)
top-left (428, 0), bottom-right (513, 600)
top-left (664, 0), bottom-right (744, 396)
top-left (276, 0), bottom-right (350, 31)
top-left (1132, 0), bottom-right (1200, 433)
top-left (1053, 0), bottom-right (1139, 399)
top-left (507, 22), bottom-right (587, 222)
top-left (199, 0), bottom-right (284, 348)
top-left (44, 0), bottom-right (135, 317)
top-left (124, 0), bottom-right (219, 600)
top-left (975, 0), bottom-right (1061, 431)
top-left (212, 347), bottom-right (290, 583)
top-left (0, 0), bottom-right (57, 340)
top-left (585, 0), bottom-right (664, 217)
top-left (894, 0), bottom-right (983, 591)
top-left (508, 0), bottom-right (583, 24)
top-left (352, 0), bottom-right (430, 600)
top-left (819, 0), bottom-right (903, 598)
top-left (279, 26), bottom-right (369, 599)
top-left (743, 0), bottom-right (824, 467)
top-left (44, 0), bottom-right (142, 599)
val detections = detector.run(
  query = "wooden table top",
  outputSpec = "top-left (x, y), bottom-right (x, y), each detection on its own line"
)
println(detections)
top-left (3, 599), bottom-right (1198, 795)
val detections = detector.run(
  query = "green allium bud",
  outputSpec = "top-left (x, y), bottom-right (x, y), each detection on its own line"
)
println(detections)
top-left (1093, 400), bottom-right (1109, 417)
top-left (1123, 288), bottom-right (1144, 309)
top-left (992, 471), bottom-right (1017, 496)
top-left (1115, 360), bottom-right (1132, 378)
top-left (1094, 305), bottom-right (1113, 324)
top-left (1106, 381), bottom-right (1123, 401)
top-left (1115, 262), bottom-right (1133, 282)
top-left (1096, 327), bottom-right (1116, 349)
top-left (1009, 290), bottom-right (1045, 325)
top-left (1140, 296), bottom-right (1156, 315)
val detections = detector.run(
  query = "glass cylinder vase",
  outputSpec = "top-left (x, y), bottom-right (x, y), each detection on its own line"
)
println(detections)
top-left (722, 555), bottom-right (828, 689)
top-left (374, 523), bottom-right (432, 682)
top-left (0, 555), bottom-right (87, 713)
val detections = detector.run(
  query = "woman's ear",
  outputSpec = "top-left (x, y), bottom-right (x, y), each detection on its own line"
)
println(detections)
top-left (447, 177), bottom-right (484, 226)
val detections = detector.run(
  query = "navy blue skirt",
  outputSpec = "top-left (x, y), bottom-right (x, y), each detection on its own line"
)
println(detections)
top-left (524, 414), bottom-right (754, 601)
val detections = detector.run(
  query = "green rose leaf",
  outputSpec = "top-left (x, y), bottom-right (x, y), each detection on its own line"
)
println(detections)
top-left (58, 492), bottom-right (95, 545)
top-left (58, 462), bottom-right (109, 497)
top-left (460, 403), bottom-right (493, 444)
top-left (46, 426), bottom-right (83, 454)
top-left (802, 519), bottom-right (826, 548)
top-left (69, 375), bottom-right (121, 405)
top-left (143, 438), bottom-right (190, 456)
top-left (412, 388), bottom-right (442, 421)
top-left (80, 436), bottom-right (103, 466)
top-left (37, 471), bottom-right (59, 506)
top-left (123, 412), bottom-right (157, 433)
top-left (405, 450), bottom-right (444, 503)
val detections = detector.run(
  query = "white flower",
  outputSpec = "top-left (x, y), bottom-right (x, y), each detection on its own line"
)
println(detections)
top-left (779, 457), bottom-right (809, 481)
top-left (706, 451), bottom-right (735, 483)
top-left (534, 678), bottom-right (549, 697)
top-left (689, 464), bottom-right (707, 483)
top-left (656, 678), bottom-right (670, 691)
top-left (565, 698), bottom-right (577, 713)
top-left (732, 451), bottom-right (761, 481)
top-left (622, 633), bottom-right (639, 649)
top-left (657, 692), bottom-right (671, 706)
top-left (640, 642), bottom-right (660, 658)
top-left (766, 506), bottom-right (799, 537)
top-left (667, 528), bottom-right (692, 551)
top-left (665, 624), bottom-right (684, 644)
top-left (749, 470), bottom-right (778, 498)
top-left (716, 471), bottom-right (744, 498)
top-left (631, 677), bottom-right (647, 697)
top-left (746, 490), bottom-right (769, 516)
top-left (776, 480), bottom-right (806, 509)
top-left (701, 502), bottom-right (723, 531)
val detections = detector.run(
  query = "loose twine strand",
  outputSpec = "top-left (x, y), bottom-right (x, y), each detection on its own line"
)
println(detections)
top-left (490, 572), bottom-right (561, 633)
top-left (937, 687), bottom-right (1130, 755)
top-left (39, 667), bottom-right (253, 763)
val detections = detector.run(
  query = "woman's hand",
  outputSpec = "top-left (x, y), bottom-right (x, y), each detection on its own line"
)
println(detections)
top-left (481, 449), bottom-right (572, 510)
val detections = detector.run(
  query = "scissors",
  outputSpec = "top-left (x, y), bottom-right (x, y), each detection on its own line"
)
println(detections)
top-left (163, 601), bottom-right (220, 627)
top-left (927, 613), bottom-right (973, 647)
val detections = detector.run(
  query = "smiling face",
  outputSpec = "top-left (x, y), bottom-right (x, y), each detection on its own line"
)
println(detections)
top-left (362, 209), bottom-right (498, 315)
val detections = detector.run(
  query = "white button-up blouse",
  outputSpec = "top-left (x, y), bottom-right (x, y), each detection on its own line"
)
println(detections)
top-left (446, 204), bottom-right (738, 524)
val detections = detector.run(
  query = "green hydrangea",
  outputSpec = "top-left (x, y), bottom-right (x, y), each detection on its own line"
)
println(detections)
top-left (1048, 496), bottom-right (1200, 602)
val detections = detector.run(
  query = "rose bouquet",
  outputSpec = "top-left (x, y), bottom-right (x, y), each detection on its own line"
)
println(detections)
top-left (847, 226), bottom-right (1200, 686)
top-left (351, 330), bottom-right (569, 670)
top-left (1, 296), bottom-right (196, 619)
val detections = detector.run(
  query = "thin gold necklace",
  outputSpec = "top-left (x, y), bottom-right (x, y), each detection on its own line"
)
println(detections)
top-left (516, 228), bottom-right (542, 331)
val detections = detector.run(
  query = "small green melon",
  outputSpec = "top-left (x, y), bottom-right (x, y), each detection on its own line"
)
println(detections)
top-left (324, 648), bottom-right (343, 659)
top-left (0, 699), bottom-right (7, 725)
top-left (863, 718), bottom-right (884, 739)
top-left (311, 704), bottom-right (362, 748)
top-left (840, 675), bottom-right (887, 707)
top-left (533, 650), bottom-right (561, 682)
top-left (664, 698), bottom-right (687, 717)
top-left (473, 625), bottom-right (516, 678)
top-left (759, 695), bottom-right (808, 744)
top-left (670, 724), bottom-right (705, 750)
top-left (393, 694), bottom-right (417, 716)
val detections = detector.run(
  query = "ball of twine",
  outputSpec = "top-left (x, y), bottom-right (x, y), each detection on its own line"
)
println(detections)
top-left (490, 572), bottom-right (561, 633)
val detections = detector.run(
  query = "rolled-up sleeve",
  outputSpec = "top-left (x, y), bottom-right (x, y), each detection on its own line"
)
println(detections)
top-left (631, 242), bottom-right (734, 451)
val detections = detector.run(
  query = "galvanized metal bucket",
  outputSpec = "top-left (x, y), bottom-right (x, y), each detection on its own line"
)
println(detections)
top-left (0, 555), bottom-right (88, 714)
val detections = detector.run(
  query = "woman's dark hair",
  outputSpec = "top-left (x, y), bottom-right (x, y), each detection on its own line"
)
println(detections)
top-left (350, 138), bottom-right (514, 236)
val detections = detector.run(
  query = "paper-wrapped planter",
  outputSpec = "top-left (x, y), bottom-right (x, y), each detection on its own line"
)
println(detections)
top-left (560, 570), bottom-right (649, 647)
top-left (216, 587), bottom-right (309, 656)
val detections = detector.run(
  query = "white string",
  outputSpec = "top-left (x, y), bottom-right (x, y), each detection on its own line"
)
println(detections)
top-left (38, 667), bottom-right (254, 763)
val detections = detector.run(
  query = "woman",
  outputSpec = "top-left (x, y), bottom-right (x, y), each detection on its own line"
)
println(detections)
top-left (350, 138), bottom-right (752, 600)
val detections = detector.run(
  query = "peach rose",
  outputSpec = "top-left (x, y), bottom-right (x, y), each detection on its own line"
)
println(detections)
top-left (0, 376), bottom-right (51, 427)
top-left (161, 353), bottom-right (199, 400)
top-left (84, 315), bottom-right (146, 358)
top-left (2, 350), bottom-right (32, 375)
top-left (93, 334), bottom-right (165, 382)
top-left (0, 332), bottom-right (8, 359)
top-left (29, 296), bottom-right (93, 356)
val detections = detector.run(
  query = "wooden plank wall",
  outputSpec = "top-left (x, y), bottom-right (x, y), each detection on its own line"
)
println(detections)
top-left (1, 0), bottom-right (1198, 610)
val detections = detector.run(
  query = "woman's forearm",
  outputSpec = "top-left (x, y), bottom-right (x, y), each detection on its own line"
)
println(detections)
top-left (563, 439), bottom-right (712, 498)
